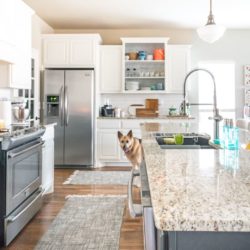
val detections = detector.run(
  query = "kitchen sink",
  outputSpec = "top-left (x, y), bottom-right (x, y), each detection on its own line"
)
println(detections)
top-left (154, 133), bottom-right (217, 149)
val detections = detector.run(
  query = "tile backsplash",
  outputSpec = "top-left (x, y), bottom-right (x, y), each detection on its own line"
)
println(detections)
top-left (100, 93), bottom-right (183, 116)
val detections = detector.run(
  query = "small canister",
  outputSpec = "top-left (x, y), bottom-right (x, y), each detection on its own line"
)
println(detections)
top-left (121, 110), bottom-right (126, 118)
top-left (114, 107), bottom-right (121, 118)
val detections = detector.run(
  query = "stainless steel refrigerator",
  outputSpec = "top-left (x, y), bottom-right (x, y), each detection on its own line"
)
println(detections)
top-left (41, 69), bottom-right (94, 167)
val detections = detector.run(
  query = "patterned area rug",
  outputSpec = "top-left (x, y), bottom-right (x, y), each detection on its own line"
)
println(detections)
top-left (35, 195), bottom-right (126, 250)
top-left (63, 170), bottom-right (131, 185)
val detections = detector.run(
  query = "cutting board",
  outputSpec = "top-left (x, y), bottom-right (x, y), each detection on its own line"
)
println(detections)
top-left (136, 108), bottom-right (158, 117)
top-left (145, 99), bottom-right (159, 112)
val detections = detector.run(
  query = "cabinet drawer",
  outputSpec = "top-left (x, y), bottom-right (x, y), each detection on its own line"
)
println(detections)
top-left (97, 119), bottom-right (121, 129)
top-left (97, 130), bottom-right (120, 160)
top-left (122, 120), bottom-right (144, 129)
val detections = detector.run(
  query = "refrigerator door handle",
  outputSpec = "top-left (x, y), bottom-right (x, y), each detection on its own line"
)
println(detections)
top-left (65, 86), bottom-right (69, 126)
top-left (60, 86), bottom-right (64, 126)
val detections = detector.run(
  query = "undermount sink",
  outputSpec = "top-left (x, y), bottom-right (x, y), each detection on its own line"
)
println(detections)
top-left (154, 133), bottom-right (217, 149)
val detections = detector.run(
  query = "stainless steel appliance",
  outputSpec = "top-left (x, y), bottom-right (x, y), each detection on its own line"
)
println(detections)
top-left (100, 104), bottom-right (114, 117)
top-left (0, 126), bottom-right (45, 246)
top-left (41, 69), bottom-right (94, 167)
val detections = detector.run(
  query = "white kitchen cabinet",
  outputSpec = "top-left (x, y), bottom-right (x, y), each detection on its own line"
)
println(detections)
top-left (43, 34), bottom-right (102, 68)
top-left (96, 119), bottom-right (143, 166)
top-left (121, 37), bottom-right (169, 94)
top-left (100, 45), bottom-right (122, 93)
top-left (167, 45), bottom-right (191, 93)
top-left (0, 0), bottom-right (33, 89)
top-left (97, 129), bottom-right (120, 160)
top-left (0, 0), bottom-right (16, 63)
top-left (42, 124), bottom-right (55, 194)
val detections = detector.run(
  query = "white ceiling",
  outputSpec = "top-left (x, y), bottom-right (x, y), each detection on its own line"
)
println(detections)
top-left (23, 0), bottom-right (250, 29)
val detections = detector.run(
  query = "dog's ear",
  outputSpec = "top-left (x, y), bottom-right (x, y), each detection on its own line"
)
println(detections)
top-left (127, 130), bottom-right (133, 138)
top-left (117, 131), bottom-right (123, 139)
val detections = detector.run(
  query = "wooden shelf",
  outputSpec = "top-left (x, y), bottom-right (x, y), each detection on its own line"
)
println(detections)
top-left (123, 90), bottom-right (166, 94)
top-left (125, 60), bottom-right (164, 63)
top-left (125, 77), bottom-right (165, 79)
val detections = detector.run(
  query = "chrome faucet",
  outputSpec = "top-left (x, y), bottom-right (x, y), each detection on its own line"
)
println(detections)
top-left (182, 68), bottom-right (223, 140)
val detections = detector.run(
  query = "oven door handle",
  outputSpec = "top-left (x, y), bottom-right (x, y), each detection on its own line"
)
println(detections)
top-left (8, 141), bottom-right (44, 159)
top-left (6, 188), bottom-right (44, 223)
top-left (128, 169), bottom-right (142, 218)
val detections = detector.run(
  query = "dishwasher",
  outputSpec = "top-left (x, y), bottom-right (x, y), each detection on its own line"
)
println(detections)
top-left (128, 160), bottom-right (158, 250)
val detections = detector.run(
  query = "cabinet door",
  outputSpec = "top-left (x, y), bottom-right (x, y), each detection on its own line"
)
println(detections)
top-left (43, 39), bottom-right (68, 67)
top-left (10, 6), bottom-right (31, 89)
top-left (69, 39), bottom-right (94, 66)
top-left (42, 126), bottom-right (55, 194)
top-left (0, 0), bottom-right (16, 63)
top-left (100, 45), bottom-right (122, 93)
top-left (0, 0), bottom-right (32, 89)
top-left (167, 45), bottom-right (191, 93)
top-left (42, 139), bottom-right (54, 194)
top-left (97, 130), bottom-right (120, 160)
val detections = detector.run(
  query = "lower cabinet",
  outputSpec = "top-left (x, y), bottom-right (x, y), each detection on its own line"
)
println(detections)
top-left (97, 129), bottom-right (120, 160)
top-left (42, 125), bottom-right (55, 194)
top-left (96, 119), bottom-right (142, 166)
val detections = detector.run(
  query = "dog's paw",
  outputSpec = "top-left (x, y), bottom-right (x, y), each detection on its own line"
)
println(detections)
top-left (133, 176), bottom-right (141, 188)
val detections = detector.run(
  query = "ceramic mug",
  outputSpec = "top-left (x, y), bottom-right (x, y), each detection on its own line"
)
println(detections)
top-left (146, 54), bottom-right (153, 60)
top-left (174, 134), bottom-right (184, 145)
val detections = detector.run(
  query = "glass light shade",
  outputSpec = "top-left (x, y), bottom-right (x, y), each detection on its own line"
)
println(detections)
top-left (197, 24), bottom-right (226, 43)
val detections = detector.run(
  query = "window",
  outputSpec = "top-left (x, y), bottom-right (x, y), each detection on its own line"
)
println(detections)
top-left (197, 61), bottom-right (235, 138)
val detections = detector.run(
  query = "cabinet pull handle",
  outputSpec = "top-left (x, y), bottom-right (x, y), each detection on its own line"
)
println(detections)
top-left (128, 169), bottom-right (142, 218)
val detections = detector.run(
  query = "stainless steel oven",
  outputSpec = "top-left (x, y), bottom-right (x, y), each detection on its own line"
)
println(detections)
top-left (0, 126), bottom-right (45, 247)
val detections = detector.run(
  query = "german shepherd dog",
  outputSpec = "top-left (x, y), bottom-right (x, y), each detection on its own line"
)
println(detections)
top-left (117, 130), bottom-right (144, 187)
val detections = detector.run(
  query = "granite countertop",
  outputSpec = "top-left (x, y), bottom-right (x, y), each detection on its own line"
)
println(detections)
top-left (97, 115), bottom-right (195, 120)
top-left (141, 122), bottom-right (250, 232)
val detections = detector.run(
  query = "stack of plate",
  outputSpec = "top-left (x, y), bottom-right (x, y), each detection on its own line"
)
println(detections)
top-left (126, 81), bottom-right (139, 90)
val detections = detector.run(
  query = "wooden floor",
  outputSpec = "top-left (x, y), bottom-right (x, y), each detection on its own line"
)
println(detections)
top-left (3, 167), bottom-right (144, 250)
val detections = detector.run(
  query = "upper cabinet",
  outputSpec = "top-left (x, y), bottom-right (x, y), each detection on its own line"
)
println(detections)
top-left (100, 45), bottom-right (122, 93)
top-left (121, 37), bottom-right (169, 94)
top-left (0, 0), bottom-right (16, 63)
top-left (0, 0), bottom-right (33, 89)
top-left (43, 34), bottom-right (102, 68)
top-left (167, 45), bottom-right (191, 93)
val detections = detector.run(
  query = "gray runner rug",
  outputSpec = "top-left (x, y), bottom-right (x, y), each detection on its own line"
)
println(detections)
top-left (63, 170), bottom-right (131, 185)
top-left (35, 195), bottom-right (126, 250)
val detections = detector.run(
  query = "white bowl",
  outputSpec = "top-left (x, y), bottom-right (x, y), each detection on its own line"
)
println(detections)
top-left (12, 107), bottom-right (30, 122)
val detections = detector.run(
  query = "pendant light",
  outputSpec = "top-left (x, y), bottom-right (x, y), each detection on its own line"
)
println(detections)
top-left (197, 0), bottom-right (226, 43)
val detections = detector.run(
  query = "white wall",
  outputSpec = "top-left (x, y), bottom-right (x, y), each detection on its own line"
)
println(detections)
top-left (55, 28), bottom-right (195, 45)
top-left (55, 28), bottom-right (249, 119)
top-left (31, 15), bottom-right (54, 66)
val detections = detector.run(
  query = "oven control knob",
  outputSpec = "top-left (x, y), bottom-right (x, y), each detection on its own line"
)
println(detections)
top-left (25, 188), bottom-right (30, 197)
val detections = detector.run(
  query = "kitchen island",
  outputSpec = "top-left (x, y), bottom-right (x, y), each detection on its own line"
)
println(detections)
top-left (140, 122), bottom-right (250, 250)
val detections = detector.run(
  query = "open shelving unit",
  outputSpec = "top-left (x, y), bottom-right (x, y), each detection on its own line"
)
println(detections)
top-left (121, 37), bottom-right (169, 94)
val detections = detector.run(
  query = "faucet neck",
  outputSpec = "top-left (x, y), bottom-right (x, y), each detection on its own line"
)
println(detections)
top-left (182, 68), bottom-right (222, 139)
top-left (183, 68), bottom-right (218, 112)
